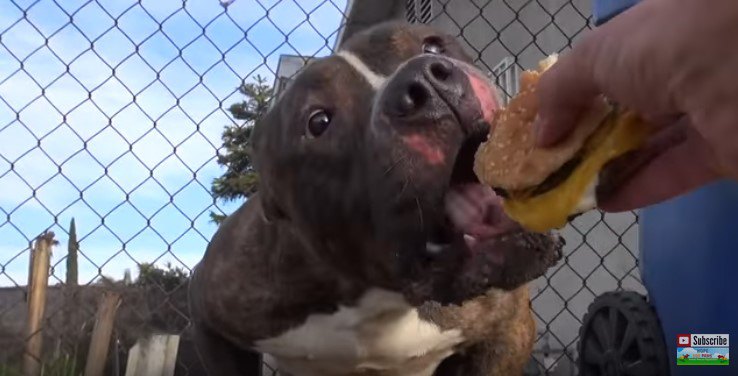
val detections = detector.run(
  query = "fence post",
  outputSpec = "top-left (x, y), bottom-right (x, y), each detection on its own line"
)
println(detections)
top-left (125, 334), bottom-right (181, 376)
top-left (22, 231), bottom-right (56, 376)
top-left (84, 291), bottom-right (122, 376)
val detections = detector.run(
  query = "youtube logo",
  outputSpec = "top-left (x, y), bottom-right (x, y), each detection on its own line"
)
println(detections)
top-left (677, 334), bottom-right (691, 347)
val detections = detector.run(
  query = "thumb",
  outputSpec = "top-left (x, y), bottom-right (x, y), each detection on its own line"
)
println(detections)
top-left (533, 38), bottom-right (604, 147)
top-left (534, 0), bottom-right (663, 147)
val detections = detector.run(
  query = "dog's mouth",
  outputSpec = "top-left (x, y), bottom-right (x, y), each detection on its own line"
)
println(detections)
top-left (402, 128), bottom-right (563, 303)
top-left (425, 132), bottom-right (522, 260)
top-left (420, 64), bottom-right (527, 262)
top-left (419, 71), bottom-right (563, 297)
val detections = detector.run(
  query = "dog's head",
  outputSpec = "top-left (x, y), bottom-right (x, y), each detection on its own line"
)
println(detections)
top-left (252, 21), bottom-right (563, 305)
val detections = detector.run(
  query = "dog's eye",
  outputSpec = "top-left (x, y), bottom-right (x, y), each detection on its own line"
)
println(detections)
top-left (422, 37), bottom-right (445, 55)
top-left (306, 109), bottom-right (331, 138)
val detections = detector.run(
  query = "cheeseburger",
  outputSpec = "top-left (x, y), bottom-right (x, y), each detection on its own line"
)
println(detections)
top-left (473, 55), bottom-right (652, 233)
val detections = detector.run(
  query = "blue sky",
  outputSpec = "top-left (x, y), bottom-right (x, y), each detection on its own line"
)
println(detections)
top-left (0, 0), bottom-right (348, 286)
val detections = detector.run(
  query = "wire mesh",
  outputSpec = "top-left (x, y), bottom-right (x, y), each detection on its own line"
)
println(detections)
top-left (0, 0), bottom-right (645, 375)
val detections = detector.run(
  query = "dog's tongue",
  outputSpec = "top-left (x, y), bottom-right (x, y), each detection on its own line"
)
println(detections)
top-left (444, 184), bottom-right (520, 249)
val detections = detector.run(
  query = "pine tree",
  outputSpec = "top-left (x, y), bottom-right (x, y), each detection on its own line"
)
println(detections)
top-left (66, 218), bottom-right (78, 286)
top-left (210, 75), bottom-right (274, 224)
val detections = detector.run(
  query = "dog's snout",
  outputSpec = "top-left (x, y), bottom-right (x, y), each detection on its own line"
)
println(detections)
top-left (386, 56), bottom-right (463, 118)
top-left (376, 54), bottom-right (497, 138)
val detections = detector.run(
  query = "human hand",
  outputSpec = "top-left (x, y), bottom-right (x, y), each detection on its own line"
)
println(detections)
top-left (533, 0), bottom-right (738, 212)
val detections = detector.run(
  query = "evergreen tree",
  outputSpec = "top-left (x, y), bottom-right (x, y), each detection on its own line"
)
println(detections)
top-left (136, 262), bottom-right (189, 292)
top-left (66, 218), bottom-right (78, 286)
top-left (209, 75), bottom-right (273, 224)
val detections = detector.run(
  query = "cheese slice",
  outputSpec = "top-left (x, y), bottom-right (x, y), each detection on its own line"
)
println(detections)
top-left (502, 110), bottom-right (651, 233)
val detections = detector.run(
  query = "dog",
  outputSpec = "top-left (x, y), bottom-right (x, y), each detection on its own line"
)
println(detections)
top-left (188, 21), bottom-right (564, 376)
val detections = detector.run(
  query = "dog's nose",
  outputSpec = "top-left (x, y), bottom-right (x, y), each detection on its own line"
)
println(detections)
top-left (397, 81), bottom-right (430, 116)
top-left (426, 59), bottom-right (454, 87)
top-left (389, 56), bottom-right (461, 118)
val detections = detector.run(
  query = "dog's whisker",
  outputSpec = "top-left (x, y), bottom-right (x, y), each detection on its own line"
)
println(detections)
top-left (384, 155), bottom-right (407, 176)
top-left (398, 173), bottom-right (411, 198)
top-left (415, 197), bottom-right (424, 231)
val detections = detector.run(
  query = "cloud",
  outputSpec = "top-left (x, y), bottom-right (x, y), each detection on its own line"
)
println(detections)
top-left (0, 0), bottom-right (348, 286)
top-left (709, 348), bottom-right (729, 356)
top-left (679, 348), bottom-right (698, 355)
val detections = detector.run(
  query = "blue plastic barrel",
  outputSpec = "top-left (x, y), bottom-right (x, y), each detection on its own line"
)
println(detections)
top-left (640, 181), bottom-right (738, 375)
top-left (591, 0), bottom-right (641, 26)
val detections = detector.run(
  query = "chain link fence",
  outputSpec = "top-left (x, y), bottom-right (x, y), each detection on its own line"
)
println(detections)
top-left (0, 0), bottom-right (645, 375)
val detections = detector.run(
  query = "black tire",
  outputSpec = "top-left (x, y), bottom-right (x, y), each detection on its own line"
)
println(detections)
top-left (577, 291), bottom-right (670, 376)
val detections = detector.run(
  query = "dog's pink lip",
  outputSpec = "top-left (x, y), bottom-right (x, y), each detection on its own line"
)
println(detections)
top-left (465, 70), bottom-right (500, 125)
top-left (401, 134), bottom-right (446, 166)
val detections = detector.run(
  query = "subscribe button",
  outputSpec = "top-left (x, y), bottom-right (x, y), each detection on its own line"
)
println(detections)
top-left (677, 334), bottom-right (730, 366)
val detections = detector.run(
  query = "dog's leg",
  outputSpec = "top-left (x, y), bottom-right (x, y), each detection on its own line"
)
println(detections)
top-left (192, 323), bottom-right (264, 376)
top-left (434, 304), bottom-right (536, 376)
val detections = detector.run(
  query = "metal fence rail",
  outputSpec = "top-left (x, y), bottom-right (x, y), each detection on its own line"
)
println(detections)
top-left (0, 0), bottom-right (644, 375)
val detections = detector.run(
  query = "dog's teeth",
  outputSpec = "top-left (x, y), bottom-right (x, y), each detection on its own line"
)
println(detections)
top-left (549, 229), bottom-right (565, 241)
top-left (426, 242), bottom-right (445, 254)
top-left (463, 234), bottom-right (478, 249)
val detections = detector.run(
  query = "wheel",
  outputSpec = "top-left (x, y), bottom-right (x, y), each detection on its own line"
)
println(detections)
top-left (577, 291), bottom-right (670, 376)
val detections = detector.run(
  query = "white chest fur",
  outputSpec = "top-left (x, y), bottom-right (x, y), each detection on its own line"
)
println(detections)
top-left (254, 289), bottom-right (465, 376)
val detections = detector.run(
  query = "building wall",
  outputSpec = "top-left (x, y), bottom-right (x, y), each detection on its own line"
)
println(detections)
top-left (427, 0), bottom-right (593, 72)
top-left (271, 55), bottom-right (316, 103)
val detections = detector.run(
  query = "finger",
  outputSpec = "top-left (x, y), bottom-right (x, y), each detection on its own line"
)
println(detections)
top-left (533, 41), bottom-right (601, 147)
top-left (598, 126), bottom-right (720, 212)
top-left (534, 0), bottom-right (674, 147)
